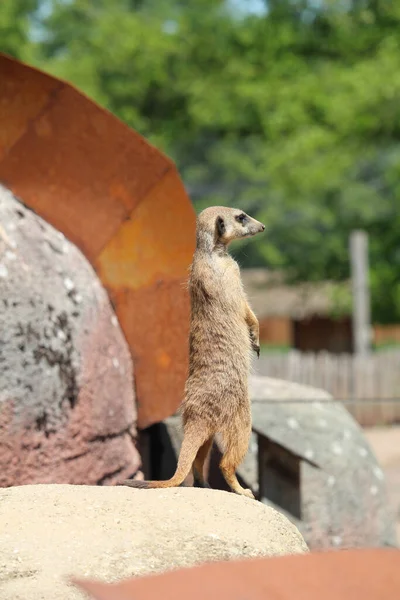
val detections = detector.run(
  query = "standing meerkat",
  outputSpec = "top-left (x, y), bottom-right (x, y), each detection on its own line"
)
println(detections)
top-left (121, 206), bottom-right (265, 498)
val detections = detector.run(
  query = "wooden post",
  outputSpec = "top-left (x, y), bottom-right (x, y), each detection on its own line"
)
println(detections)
top-left (350, 231), bottom-right (371, 355)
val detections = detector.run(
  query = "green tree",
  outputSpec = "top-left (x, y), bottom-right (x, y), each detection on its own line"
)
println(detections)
top-left (0, 0), bottom-right (38, 59)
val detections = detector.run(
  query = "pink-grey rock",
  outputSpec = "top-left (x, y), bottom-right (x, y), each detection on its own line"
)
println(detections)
top-left (0, 185), bottom-right (140, 486)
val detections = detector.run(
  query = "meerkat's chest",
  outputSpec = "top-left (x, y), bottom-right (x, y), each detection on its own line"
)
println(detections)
top-left (213, 258), bottom-right (246, 306)
top-left (190, 254), bottom-right (246, 312)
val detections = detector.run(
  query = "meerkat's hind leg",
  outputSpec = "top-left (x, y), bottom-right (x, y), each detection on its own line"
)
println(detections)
top-left (219, 418), bottom-right (255, 499)
top-left (120, 425), bottom-right (208, 489)
top-left (192, 436), bottom-right (213, 488)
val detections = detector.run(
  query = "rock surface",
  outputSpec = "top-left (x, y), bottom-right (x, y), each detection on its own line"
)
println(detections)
top-left (240, 375), bottom-right (333, 490)
top-left (250, 375), bottom-right (397, 549)
top-left (0, 185), bottom-right (140, 486)
top-left (0, 484), bottom-right (308, 600)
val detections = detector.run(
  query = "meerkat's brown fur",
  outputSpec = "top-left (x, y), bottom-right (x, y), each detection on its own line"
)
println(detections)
top-left (120, 206), bottom-right (265, 498)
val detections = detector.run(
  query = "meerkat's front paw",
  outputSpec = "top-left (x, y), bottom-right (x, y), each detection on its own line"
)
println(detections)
top-left (250, 331), bottom-right (260, 358)
top-left (251, 340), bottom-right (260, 358)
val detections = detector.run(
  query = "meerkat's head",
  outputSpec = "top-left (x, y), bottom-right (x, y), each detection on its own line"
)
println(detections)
top-left (196, 206), bottom-right (265, 251)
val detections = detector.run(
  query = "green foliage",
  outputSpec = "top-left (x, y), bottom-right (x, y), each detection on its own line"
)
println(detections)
top-left (0, 0), bottom-right (38, 59)
top-left (1, 0), bottom-right (400, 322)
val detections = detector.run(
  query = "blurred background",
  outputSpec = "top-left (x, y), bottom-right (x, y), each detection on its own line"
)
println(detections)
top-left (1, 0), bottom-right (400, 553)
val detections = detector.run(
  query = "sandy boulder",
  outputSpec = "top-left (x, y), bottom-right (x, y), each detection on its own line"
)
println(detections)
top-left (0, 484), bottom-right (308, 600)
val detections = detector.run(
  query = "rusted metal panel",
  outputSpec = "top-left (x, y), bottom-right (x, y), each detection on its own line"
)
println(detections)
top-left (109, 278), bottom-right (191, 428)
top-left (73, 548), bottom-right (400, 600)
top-left (0, 52), bottom-right (195, 428)
top-left (97, 168), bottom-right (195, 427)
top-left (96, 168), bottom-right (195, 292)
top-left (0, 55), bottom-right (61, 161)
top-left (0, 58), bottom-right (172, 261)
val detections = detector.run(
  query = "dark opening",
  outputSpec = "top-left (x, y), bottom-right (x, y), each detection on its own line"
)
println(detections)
top-left (258, 436), bottom-right (301, 519)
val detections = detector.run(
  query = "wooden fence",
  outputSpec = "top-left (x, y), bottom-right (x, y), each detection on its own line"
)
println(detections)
top-left (258, 349), bottom-right (400, 426)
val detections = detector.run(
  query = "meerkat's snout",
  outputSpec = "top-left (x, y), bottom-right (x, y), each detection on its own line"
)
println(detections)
top-left (243, 214), bottom-right (265, 237)
top-left (257, 221), bottom-right (265, 233)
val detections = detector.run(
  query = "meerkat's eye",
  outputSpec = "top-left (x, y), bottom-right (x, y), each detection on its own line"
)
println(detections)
top-left (235, 213), bottom-right (247, 225)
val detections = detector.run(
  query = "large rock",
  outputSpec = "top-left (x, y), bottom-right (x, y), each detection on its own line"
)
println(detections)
top-left (0, 185), bottom-right (140, 485)
top-left (240, 375), bottom-right (333, 490)
top-left (0, 484), bottom-right (308, 600)
top-left (250, 375), bottom-right (397, 549)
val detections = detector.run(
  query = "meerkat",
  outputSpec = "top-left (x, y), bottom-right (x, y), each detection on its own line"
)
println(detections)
top-left (120, 206), bottom-right (265, 498)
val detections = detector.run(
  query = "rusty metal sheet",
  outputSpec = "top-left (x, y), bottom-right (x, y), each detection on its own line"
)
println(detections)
top-left (0, 54), bottom-right (61, 161)
top-left (73, 548), bottom-right (400, 600)
top-left (0, 56), bottom-right (172, 261)
top-left (111, 279), bottom-right (191, 426)
top-left (96, 169), bottom-right (194, 292)
top-left (0, 52), bottom-right (195, 428)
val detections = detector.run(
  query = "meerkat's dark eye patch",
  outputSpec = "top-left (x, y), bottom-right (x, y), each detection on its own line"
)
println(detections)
top-left (235, 213), bottom-right (247, 225)
top-left (216, 216), bottom-right (226, 236)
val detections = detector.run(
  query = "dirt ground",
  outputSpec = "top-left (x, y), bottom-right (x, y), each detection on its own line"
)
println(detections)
top-left (364, 426), bottom-right (400, 544)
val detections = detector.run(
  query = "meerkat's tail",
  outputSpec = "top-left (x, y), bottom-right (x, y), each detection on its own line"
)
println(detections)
top-left (119, 427), bottom-right (206, 490)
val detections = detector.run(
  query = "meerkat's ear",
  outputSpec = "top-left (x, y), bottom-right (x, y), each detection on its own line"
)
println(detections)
top-left (216, 216), bottom-right (225, 237)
